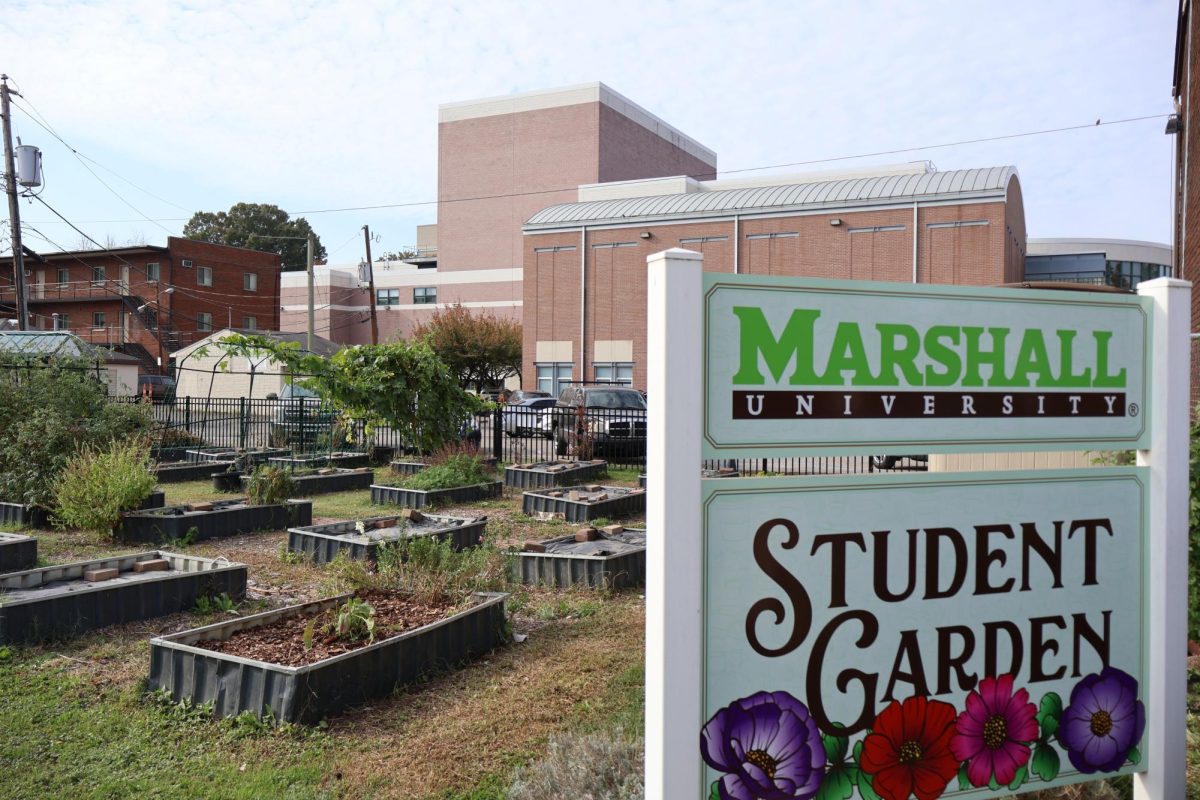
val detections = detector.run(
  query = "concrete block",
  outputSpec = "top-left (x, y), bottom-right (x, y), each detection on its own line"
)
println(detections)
top-left (84, 568), bottom-right (119, 582)
top-left (133, 559), bottom-right (170, 573)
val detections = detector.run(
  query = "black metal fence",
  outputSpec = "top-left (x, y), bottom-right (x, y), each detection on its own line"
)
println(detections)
top-left (122, 397), bottom-right (928, 476)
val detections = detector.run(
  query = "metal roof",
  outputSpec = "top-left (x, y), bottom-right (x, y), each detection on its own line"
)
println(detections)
top-left (524, 166), bottom-right (1017, 230)
top-left (0, 331), bottom-right (111, 359)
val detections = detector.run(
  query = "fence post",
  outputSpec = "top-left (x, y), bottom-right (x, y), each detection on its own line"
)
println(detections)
top-left (492, 406), bottom-right (503, 461)
top-left (238, 396), bottom-right (247, 449)
top-left (300, 399), bottom-right (307, 454)
top-left (184, 396), bottom-right (191, 435)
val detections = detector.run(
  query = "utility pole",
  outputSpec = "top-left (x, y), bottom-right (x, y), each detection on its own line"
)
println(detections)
top-left (306, 232), bottom-right (314, 352)
top-left (362, 225), bottom-right (378, 345)
top-left (1, 75), bottom-right (28, 330)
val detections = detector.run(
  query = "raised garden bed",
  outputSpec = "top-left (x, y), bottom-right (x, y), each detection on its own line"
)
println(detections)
top-left (288, 512), bottom-right (488, 564)
top-left (0, 551), bottom-right (247, 644)
top-left (147, 591), bottom-right (508, 724)
top-left (151, 445), bottom-right (201, 463)
top-left (517, 526), bottom-right (646, 589)
top-left (118, 499), bottom-right (313, 544)
top-left (268, 452), bottom-right (372, 470)
top-left (211, 471), bottom-right (245, 492)
top-left (155, 460), bottom-right (235, 484)
top-left (0, 532), bottom-right (37, 574)
top-left (185, 447), bottom-right (291, 465)
top-left (371, 481), bottom-right (502, 510)
top-left (389, 460), bottom-right (427, 476)
top-left (521, 485), bottom-right (646, 523)
top-left (638, 466), bottom-right (739, 490)
top-left (241, 467), bottom-right (375, 497)
top-left (503, 459), bottom-right (607, 489)
top-left (0, 501), bottom-right (49, 528)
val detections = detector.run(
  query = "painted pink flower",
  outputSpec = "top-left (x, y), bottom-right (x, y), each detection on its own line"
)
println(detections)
top-left (950, 675), bottom-right (1039, 787)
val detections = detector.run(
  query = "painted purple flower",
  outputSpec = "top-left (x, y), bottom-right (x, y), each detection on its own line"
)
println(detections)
top-left (1059, 667), bottom-right (1145, 774)
top-left (701, 690), bottom-right (825, 800)
top-left (950, 674), bottom-right (1039, 787)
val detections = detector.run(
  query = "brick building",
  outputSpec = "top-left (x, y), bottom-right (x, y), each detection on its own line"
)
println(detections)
top-left (521, 163), bottom-right (1026, 393)
top-left (1172, 0), bottom-right (1199, 408)
top-left (280, 82), bottom-right (716, 343)
top-left (0, 236), bottom-right (280, 371)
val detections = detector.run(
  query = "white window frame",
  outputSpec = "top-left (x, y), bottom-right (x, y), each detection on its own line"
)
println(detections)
top-left (197, 312), bottom-right (212, 332)
top-left (243, 316), bottom-right (257, 330)
top-left (56, 267), bottom-right (70, 286)
top-left (593, 362), bottom-right (634, 386)
top-left (91, 311), bottom-right (106, 328)
top-left (146, 262), bottom-right (161, 282)
top-left (91, 265), bottom-right (106, 285)
top-left (243, 272), bottom-right (258, 292)
top-left (53, 312), bottom-right (69, 330)
top-left (535, 362), bottom-right (573, 396)
top-left (197, 266), bottom-right (213, 287)
top-left (376, 288), bottom-right (400, 306)
top-left (413, 286), bottom-right (436, 304)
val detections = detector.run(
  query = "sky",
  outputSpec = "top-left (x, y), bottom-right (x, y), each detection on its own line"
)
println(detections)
top-left (0, 0), bottom-right (1179, 267)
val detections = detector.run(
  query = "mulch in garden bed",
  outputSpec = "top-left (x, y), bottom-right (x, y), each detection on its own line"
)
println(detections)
top-left (200, 591), bottom-right (456, 667)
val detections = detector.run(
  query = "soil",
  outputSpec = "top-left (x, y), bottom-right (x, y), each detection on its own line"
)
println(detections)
top-left (200, 591), bottom-right (457, 667)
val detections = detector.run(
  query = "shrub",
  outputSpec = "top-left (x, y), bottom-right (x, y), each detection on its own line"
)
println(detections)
top-left (155, 426), bottom-right (205, 449)
top-left (401, 453), bottom-right (490, 491)
top-left (507, 729), bottom-right (644, 800)
top-left (334, 534), bottom-right (512, 607)
top-left (245, 466), bottom-right (296, 505)
top-left (52, 437), bottom-right (157, 537)
top-left (0, 356), bottom-right (153, 508)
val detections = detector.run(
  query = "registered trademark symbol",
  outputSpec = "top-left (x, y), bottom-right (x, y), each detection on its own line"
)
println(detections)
top-left (1128, 403), bottom-right (1139, 417)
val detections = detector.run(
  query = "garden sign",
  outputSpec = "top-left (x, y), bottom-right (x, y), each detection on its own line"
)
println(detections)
top-left (645, 249), bottom-right (1189, 800)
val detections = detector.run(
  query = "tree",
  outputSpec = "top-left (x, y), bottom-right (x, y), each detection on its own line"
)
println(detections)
top-left (182, 203), bottom-right (326, 270)
top-left (411, 304), bottom-right (522, 392)
top-left (220, 334), bottom-right (481, 453)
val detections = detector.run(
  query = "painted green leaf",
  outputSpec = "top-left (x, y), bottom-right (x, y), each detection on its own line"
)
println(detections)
top-left (822, 722), bottom-right (849, 763)
top-left (853, 740), bottom-right (863, 763)
top-left (815, 767), bottom-right (854, 800)
top-left (958, 764), bottom-right (971, 791)
top-left (1031, 744), bottom-right (1060, 782)
top-left (856, 771), bottom-right (882, 800)
top-left (988, 775), bottom-right (1001, 791)
top-left (1037, 692), bottom-right (1063, 738)
top-left (1128, 746), bottom-right (1141, 766)
top-left (709, 779), bottom-right (721, 800)
top-left (1008, 765), bottom-right (1028, 790)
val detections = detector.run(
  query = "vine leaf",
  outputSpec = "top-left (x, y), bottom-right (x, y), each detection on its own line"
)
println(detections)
top-left (1128, 746), bottom-right (1141, 766)
top-left (957, 764), bottom-right (971, 791)
top-left (821, 722), bottom-right (849, 764)
top-left (815, 766), bottom-right (854, 800)
top-left (1007, 765), bottom-right (1028, 791)
top-left (1037, 692), bottom-right (1063, 738)
top-left (855, 770), bottom-right (882, 800)
top-left (709, 780), bottom-right (721, 800)
top-left (1031, 743), bottom-right (1061, 782)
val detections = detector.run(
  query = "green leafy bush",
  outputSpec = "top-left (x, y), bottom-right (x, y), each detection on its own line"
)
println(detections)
top-left (244, 466), bottom-right (296, 506)
top-left (0, 356), bottom-right (153, 508)
top-left (507, 729), bottom-right (644, 800)
top-left (401, 454), bottom-right (489, 491)
top-left (52, 437), bottom-right (157, 536)
top-left (155, 426), bottom-right (205, 449)
top-left (332, 597), bottom-right (376, 643)
top-left (331, 534), bottom-right (511, 607)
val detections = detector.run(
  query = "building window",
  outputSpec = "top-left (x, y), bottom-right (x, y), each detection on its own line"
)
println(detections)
top-left (197, 312), bottom-right (212, 331)
top-left (847, 225), bottom-right (906, 234)
top-left (53, 313), bottom-right (69, 330)
top-left (594, 362), bottom-right (634, 386)
top-left (679, 236), bottom-right (729, 244)
top-left (591, 242), bottom-right (638, 249)
top-left (926, 220), bottom-right (989, 229)
top-left (377, 288), bottom-right (400, 306)
top-left (56, 267), bottom-right (70, 286)
top-left (92, 311), bottom-right (106, 328)
top-left (243, 272), bottom-right (258, 292)
top-left (197, 266), bottom-right (213, 287)
top-left (536, 362), bottom-right (573, 396)
top-left (91, 265), bottom-right (106, 284)
top-left (413, 286), bottom-right (436, 304)
top-left (745, 232), bottom-right (799, 240)
top-left (146, 262), bottom-right (160, 282)
top-left (243, 316), bottom-right (257, 330)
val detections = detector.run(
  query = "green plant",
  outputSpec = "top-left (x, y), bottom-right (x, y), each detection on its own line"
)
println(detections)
top-left (244, 466), bottom-right (296, 506)
top-left (194, 592), bottom-right (237, 615)
top-left (156, 426), bottom-right (205, 449)
top-left (506, 728), bottom-right (644, 800)
top-left (361, 534), bottom-right (513, 606)
top-left (332, 597), bottom-right (376, 643)
top-left (401, 454), bottom-right (490, 492)
top-left (1190, 409), bottom-right (1200, 644)
top-left (0, 354), bottom-right (153, 508)
top-left (52, 436), bottom-right (157, 537)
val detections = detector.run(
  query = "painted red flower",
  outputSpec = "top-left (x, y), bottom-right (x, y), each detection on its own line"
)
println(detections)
top-left (860, 695), bottom-right (959, 800)
top-left (950, 674), bottom-right (1038, 787)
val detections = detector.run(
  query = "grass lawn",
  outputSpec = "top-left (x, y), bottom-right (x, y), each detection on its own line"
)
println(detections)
top-left (0, 458), bottom-right (1194, 799)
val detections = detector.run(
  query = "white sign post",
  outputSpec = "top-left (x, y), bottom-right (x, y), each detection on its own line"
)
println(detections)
top-left (646, 250), bottom-right (1190, 800)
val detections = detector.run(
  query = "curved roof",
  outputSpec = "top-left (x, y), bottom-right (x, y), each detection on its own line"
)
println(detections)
top-left (525, 166), bottom-right (1017, 230)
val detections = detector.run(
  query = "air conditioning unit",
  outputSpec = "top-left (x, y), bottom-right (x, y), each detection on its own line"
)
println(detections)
top-left (181, 259), bottom-right (193, 268)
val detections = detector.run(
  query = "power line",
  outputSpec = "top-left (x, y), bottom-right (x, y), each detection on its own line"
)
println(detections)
top-left (13, 111), bottom-right (1171, 226)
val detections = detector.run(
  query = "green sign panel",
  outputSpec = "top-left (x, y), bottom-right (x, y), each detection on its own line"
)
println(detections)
top-left (701, 468), bottom-right (1147, 799)
top-left (702, 276), bottom-right (1151, 457)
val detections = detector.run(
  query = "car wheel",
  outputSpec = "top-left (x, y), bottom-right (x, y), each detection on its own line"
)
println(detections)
top-left (871, 455), bottom-right (898, 470)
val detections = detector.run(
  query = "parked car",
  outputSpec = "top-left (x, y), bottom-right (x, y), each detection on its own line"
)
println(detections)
top-left (549, 386), bottom-right (647, 457)
top-left (272, 383), bottom-right (331, 425)
top-left (506, 389), bottom-right (551, 404)
top-left (137, 374), bottom-right (176, 402)
top-left (502, 397), bottom-right (557, 437)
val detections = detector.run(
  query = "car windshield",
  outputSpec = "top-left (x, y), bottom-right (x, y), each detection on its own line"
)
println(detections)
top-left (282, 384), bottom-right (318, 399)
top-left (585, 390), bottom-right (645, 410)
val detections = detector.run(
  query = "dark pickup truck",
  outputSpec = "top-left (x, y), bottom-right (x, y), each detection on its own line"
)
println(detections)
top-left (549, 386), bottom-right (647, 457)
